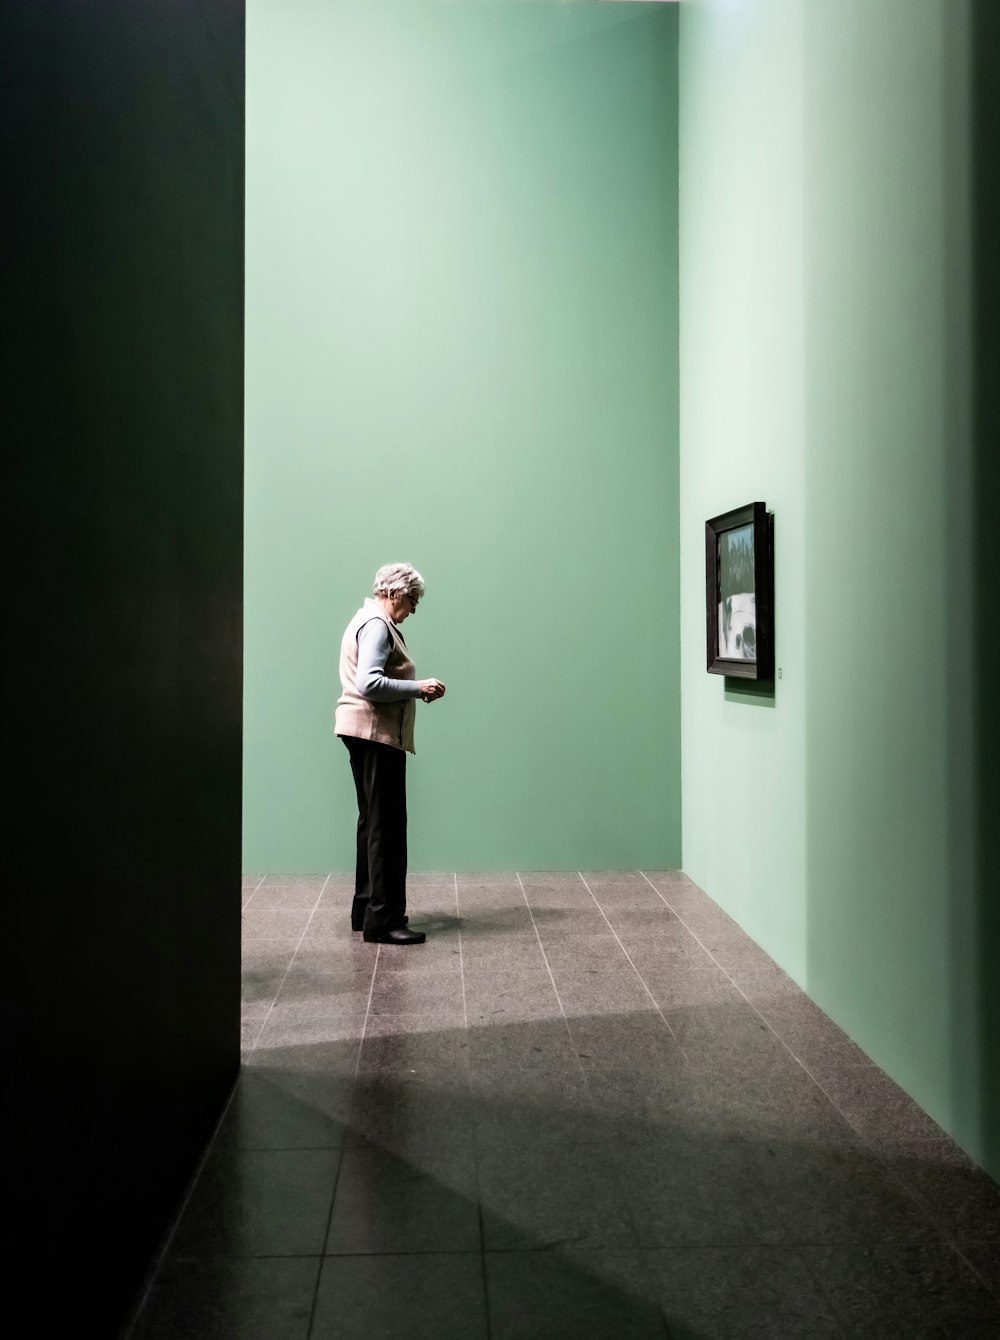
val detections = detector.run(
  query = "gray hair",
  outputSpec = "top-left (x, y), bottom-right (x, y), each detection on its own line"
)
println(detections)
top-left (373, 562), bottom-right (425, 600)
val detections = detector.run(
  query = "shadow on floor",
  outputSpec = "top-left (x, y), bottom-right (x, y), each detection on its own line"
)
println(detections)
top-left (130, 1001), bottom-right (1000, 1337)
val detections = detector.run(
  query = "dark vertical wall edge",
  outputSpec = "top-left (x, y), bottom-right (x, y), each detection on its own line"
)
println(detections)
top-left (972, 0), bottom-right (1000, 1177)
top-left (1, 1), bottom-right (245, 1330)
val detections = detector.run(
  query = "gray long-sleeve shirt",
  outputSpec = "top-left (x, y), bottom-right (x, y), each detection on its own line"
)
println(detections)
top-left (356, 619), bottom-right (423, 702)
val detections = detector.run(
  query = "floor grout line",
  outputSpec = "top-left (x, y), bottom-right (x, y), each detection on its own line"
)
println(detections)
top-left (246, 873), bottom-right (332, 1057)
top-left (516, 873), bottom-right (676, 1315)
top-left (626, 872), bottom-right (951, 1332)
top-left (636, 869), bottom-right (954, 1198)
top-left (637, 869), bottom-right (854, 1077)
top-left (515, 872), bottom-right (596, 1096)
top-left (250, 873), bottom-right (342, 1340)
top-left (356, 943), bottom-right (382, 1074)
top-left (575, 871), bottom-right (690, 1063)
top-left (635, 872), bottom-right (1000, 1302)
top-left (305, 921), bottom-right (380, 1340)
top-left (513, 870), bottom-right (643, 1272)
top-left (456, 874), bottom-right (494, 1340)
top-left (455, 873), bottom-right (470, 1035)
top-left (241, 871), bottom-right (269, 911)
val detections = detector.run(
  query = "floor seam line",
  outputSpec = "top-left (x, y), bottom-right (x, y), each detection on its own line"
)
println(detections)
top-left (577, 870), bottom-right (690, 1061)
top-left (637, 870), bottom-right (908, 1152)
top-left (457, 873), bottom-right (492, 1338)
top-left (516, 872), bottom-right (596, 1103)
top-left (306, 929), bottom-right (379, 1340)
top-left (247, 873), bottom-right (332, 1057)
top-left (241, 871), bottom-right (269, 911)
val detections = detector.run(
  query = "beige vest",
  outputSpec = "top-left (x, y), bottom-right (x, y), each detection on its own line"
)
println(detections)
top-left (335, 599), bottom-right (417, 753)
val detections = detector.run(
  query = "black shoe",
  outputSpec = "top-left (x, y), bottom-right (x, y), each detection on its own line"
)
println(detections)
top-left (363, 925), bottom-right (426, 945)
top-left (353, 915), bottom-right (407, 933)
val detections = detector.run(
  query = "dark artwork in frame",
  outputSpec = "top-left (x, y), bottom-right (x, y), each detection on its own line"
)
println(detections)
top-left (705, 501), bottom-right (774, 680)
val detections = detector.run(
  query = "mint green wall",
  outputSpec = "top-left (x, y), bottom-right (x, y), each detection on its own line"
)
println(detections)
top-left (244, 2), bottom-right (680, 872)
top-left (680, 0), bottom-right (997, 1175)
top-left (679, 0), bottom-right (808, 980)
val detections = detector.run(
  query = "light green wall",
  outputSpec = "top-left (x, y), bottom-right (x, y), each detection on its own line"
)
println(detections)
top-left (244, 1), bottom-right (680, 872)
top-left (679, 0), bottom-right (808, 979)
top-left (680, 0), bottom-right (996, 1174)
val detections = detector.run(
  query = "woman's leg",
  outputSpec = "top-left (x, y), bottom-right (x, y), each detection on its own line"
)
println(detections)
top-left (342, 736), bottom-right (371, 930)
top-left (343, 736), bottom-right (407, 932)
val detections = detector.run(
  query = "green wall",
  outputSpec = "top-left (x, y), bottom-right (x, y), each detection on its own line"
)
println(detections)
top-left (679, 0), bottom-right (808, 981)
top-left (680, 0), bottom-right (998, 1176)
top-left (244, 1), bottom-right (680, 872)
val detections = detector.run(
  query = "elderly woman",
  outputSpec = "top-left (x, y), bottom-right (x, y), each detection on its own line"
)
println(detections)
top-left (335, 563), bottom-right (446, 945)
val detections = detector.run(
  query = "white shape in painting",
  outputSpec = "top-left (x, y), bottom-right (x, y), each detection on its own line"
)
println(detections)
top-left (719, 593), bottom-right (756, 660)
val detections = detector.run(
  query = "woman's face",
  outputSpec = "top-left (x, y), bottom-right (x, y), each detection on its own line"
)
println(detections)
top-left (386, 590), bottom-right (418, 623)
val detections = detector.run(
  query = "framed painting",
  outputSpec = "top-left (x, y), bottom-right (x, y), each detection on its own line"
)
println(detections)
top-left (705, 501), bottom-right (774, 680)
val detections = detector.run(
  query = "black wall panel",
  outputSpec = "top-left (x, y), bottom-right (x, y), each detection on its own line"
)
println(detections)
top-left (2, 2), bottom-right (245, 1330)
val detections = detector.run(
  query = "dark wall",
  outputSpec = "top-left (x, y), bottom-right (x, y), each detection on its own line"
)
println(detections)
top-left (2, 1), bottom-right (245, 1330)
top-left (973, 0), bottom-right (1000, 1178)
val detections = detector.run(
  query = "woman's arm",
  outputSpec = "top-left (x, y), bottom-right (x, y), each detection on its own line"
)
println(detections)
top-left (355, 620), bottom-right (424, 702)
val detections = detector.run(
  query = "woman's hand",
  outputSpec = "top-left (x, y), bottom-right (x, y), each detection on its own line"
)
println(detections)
top-left (419, 679), bottom-right (446, 702)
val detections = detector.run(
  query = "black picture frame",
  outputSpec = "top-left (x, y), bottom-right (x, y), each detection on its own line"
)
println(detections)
top-left (705, 501), bottom-right (774, 680)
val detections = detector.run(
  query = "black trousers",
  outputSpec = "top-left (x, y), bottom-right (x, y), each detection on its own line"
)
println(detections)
top-left (341, 735), bottom-right (408, 932)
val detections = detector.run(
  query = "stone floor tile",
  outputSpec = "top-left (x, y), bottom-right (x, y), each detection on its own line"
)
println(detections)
top-left (477, 1143), bottom-right (637, 1252)
top-left (169, 1146), bottom-right (340, 1258)
top-left (615, 1136), bottom-right (784, 1248)
top-left (485, 1248), bottom-right (666, 1340)
top-left (213, 1069), bottom-right (353, 1151)
top-left (646, 1245), bottom-right (841, 1338)
top-left (803, 1243), bottom-right (1000, 1336)
top-left (131, 1256), bottom-right (319, 1340)
top-left (756, 994), bottom-right (873, 1076)
top-left (752, 1141), bottom-right (942, 1245)
top-left (820, 1066), bottom-right (954, 1153)
top-left (312, 1254), bottom-right (488, 1339)
top-left (326, 1145), bottom-right (480, 1254)
top-left (881, 1140), bottom-right (1000, 1245)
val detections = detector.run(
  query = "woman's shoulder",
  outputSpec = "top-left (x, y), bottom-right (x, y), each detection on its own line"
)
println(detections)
top-left (356, 613), bottom-right (392, 642)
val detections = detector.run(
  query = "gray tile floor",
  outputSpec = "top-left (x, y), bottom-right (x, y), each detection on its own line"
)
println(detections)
top-left (129, 871), bottom-right (1000, 1338)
